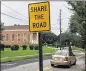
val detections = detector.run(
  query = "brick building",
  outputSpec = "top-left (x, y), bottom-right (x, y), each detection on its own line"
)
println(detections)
top-left (1, 25), bottom-right (38, 45)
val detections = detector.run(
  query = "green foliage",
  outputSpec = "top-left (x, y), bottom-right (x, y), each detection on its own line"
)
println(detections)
top-left (57, 32), bottom-right (81, 47)
top-left (22, 45), bottom-right (27, 50)
top-left (67, 1), bottom-right (86, 48)
top-left (0, 23), bottom-right (4, 41)
top-left (29, 44), bottom-right (34, 50)
top-left (34, 44), bottom-right (39, 50)
top-left (69, 12), bottom-right (84, 36)
top-left (11, 45), bottom-right (19, 51)
top-left (68, 1), bottom-right (85, 36)
top-left (69, 23), bottom-right (77, 33)
top-left (29, 44), bottom-right (39, 50)
top-left (0, 44), bottom-right (5, 51)
top-left (41, 32), bottom-right (58, 45)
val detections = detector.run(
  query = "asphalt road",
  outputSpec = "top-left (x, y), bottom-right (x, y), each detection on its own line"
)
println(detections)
top-left (1, 55), bottom-right (51, 70)
top-left (1, 52), bottom-right (85, 71)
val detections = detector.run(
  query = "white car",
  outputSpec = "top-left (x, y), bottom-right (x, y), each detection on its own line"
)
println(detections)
top-left (50, 49), bottom-right (76, 68)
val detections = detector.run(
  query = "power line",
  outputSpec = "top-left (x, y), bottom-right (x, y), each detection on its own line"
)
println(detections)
top-left (1, 10), bottom-right (24, 19)
top-left (1, 12), bottom-right (29, 22)
top-left (1, 3), bottom-right (28, 19)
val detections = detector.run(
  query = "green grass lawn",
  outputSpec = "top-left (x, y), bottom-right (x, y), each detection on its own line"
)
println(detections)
top-left (82, 69), bottom-right (85, 71)
top-left (1, 47), bottom-right (56, 62)
top-left (72, 46), bottom-right (84, 51)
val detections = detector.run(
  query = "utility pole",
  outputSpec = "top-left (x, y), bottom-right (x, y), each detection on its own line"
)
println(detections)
top-left (59, 9), bottom-right (62, 50)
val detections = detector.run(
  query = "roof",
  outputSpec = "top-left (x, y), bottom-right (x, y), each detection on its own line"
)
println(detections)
top-left (3, 25), bottom-right (29, 30)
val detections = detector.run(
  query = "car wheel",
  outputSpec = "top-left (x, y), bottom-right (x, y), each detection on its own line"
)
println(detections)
top-left (67, 62), bottom-right (71, 68)
top-left (51, 64), bottom-right (54, 67)
top-left (73, 60), bottom-right (76, 65)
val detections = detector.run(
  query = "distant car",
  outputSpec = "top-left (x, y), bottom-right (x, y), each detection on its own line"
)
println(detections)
top-left (50, 49), bottom-right (76, 68)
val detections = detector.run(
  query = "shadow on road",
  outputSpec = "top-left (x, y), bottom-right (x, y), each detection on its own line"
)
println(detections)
top-left (52, 65), bottom-right (74, 69)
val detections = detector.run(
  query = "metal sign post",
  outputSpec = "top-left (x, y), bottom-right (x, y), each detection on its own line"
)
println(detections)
top-left (38, 32), bottom-right (43, 71)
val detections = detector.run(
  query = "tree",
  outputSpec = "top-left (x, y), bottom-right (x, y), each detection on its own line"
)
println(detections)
top-left (68, 1), bottom-right (85, 36)
top-left (58, 32), bottom-right (81, 47)
top-left (69, 22), bottom-right (77, 33)
top-left (0, 22), bottom-right (4, 43)
top-left (67, 1), bottom-right (86, 49)
top-left (41, 32), bottom-right (58, 45)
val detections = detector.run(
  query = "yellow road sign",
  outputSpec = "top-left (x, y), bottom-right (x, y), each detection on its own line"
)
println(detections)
top-left (28, 1), bottom-right (50, 32)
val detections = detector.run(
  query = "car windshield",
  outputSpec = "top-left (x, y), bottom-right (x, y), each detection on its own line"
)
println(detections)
top-left (54, 50), bottom-right (68, 56)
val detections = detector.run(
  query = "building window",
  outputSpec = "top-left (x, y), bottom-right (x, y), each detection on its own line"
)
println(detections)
top-left (33, 33), bottom-right (36, 40)
top-left (23, 33), bottom-right (26, 42)
top-left (24, 33), bottom-right (26, 38)
top-left (18, 34), bottom-right (20, 41)
top-left (6, 34), bottom-right (8, 41)
top-left (12, 34), bottom-right (14, 41)
top-left (24, 39), bottom-right (26, 42)
top-left (18, 39), bottom-right (20, 41)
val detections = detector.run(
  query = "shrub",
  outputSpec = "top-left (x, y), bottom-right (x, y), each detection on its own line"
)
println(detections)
top-left (22, 45), bottom-right (27, 50)
top-left (14, 45), bottom-right (19, 50)
top-left (29, 44), bottom-right (34, 50)
top-left (34, 44), bottom-right (39, 50)
top-left (11, 46), bottom-right (15, 51)
top-left (29, 44), bottom-right (39, 50)
top-left (0, 44), bottom-right (5, 51)
top-left (11, 45), bottom-right (19, 51)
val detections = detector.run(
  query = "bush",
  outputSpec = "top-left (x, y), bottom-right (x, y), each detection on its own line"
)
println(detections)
top-left (22, 45), bottom-right (27, 50)
top-left (29, 44), bottom-right (34, 50)
top-left (0, 44), bottom-right (5, 51)
top-left (11, 46), bottom-right (14, 51)
top-left (29, 44), bottom-right (39, 50)
top-left (34, 44), bottom-right (39, 50)
top-left (11, 45), bottom-right (19, 51)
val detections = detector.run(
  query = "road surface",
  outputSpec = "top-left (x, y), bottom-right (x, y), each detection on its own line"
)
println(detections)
top-left (1, 52), bottom-right (85, 71)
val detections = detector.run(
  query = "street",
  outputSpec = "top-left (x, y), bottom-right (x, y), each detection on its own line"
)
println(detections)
top-left (1, 51), bottom-right (85, 71)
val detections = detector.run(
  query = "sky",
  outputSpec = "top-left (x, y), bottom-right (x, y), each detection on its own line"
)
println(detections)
top-left (1, 1), bottom-right (72, 35)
